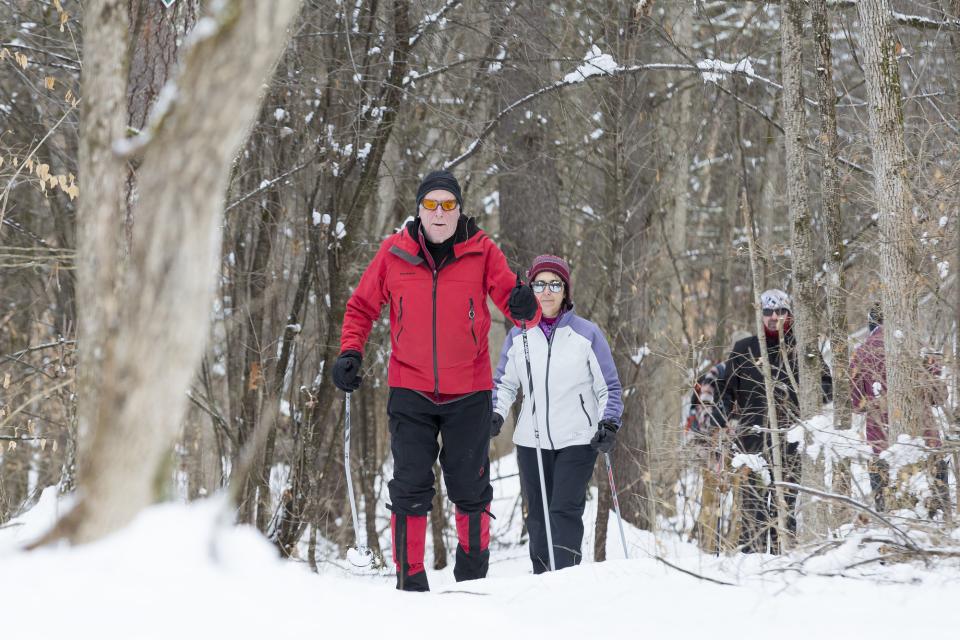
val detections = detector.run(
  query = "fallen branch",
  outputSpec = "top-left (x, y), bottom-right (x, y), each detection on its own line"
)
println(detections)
top-left (776, 481), bottom-right (920, 551)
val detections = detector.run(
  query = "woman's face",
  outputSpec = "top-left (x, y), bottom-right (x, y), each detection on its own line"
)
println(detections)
top-left (531, 270), bottom-right (565, 319)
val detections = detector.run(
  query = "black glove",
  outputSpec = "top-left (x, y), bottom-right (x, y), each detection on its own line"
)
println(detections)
top-left (508, 275), bottom-right (538, 322)
top-left (491, 413), bottom-right (504, 439)
top-left (590, 420), bottom-right (618, 453)
top-left (332, 350), bottom-right (363, 392)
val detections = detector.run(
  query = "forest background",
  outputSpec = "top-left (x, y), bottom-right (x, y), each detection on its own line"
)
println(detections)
top-left (1, 0), bottom-right (959, 564)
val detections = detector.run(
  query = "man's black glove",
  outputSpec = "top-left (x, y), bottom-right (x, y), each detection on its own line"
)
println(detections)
top-left (590, 420), bottom-right (619, 453)
top-left (491, 413), bottom-right (504, 439)
top-left (508, 276), bottom-right (538, 322)
top-left (332, 350), bottom-right (363, 392)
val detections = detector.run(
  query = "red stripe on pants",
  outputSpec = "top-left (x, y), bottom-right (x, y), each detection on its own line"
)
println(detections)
top-left (455, 506), bottom-right (490, 554)
top-left (392, 513), bottom-right (427, 576)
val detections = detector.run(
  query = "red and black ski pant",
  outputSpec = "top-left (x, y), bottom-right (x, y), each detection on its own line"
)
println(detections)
top-left (517, 444), bottom-right (597, 573)
top-left (387, 388), bottom-right (493, 590)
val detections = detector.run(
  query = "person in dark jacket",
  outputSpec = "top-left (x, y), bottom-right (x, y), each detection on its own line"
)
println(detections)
top-left (714, 289), bottom-right (832, 553)
top-left (332, 170), bottom-right (540, 591)
top-left (492, 255), bottom-right (623, 572)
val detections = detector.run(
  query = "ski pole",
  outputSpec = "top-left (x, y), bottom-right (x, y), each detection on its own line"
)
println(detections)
top-left (716, 426), bottom-right (724, 555)
top-left (604, 451), bottom-right (629, 559)
top-left (516, 273), bottom-right (556, 571)
top-left (344, 392), bottom-right (373, 566)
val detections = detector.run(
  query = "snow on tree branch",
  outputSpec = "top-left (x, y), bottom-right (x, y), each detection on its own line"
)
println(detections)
top-left (447, 50), bottom-right (788, 170)
top-left (408, 0), bottom-right (461, 48)
top-left (721, 1), bottom-right (960, 31)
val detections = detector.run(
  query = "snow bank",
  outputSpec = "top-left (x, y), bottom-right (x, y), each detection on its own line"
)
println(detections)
top-left (3, 453), bottom-right (960, 639)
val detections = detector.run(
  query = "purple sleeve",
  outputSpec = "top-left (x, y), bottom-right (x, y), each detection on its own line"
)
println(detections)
top-left (492, 327), bottom-right (521, 413)
top-left (588, 323), bottom-right (624, 427)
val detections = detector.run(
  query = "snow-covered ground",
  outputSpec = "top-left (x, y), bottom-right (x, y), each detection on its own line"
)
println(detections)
top-left (3, 452), bottom-right (960, 639)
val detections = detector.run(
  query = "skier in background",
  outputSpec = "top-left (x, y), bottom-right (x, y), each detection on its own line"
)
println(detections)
top-left (850, 303), bottom-right (949, 516)
top-left (713, 289), bottom-right (832, 552)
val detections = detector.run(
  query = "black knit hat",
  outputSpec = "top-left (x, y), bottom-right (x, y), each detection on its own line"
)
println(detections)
top-left (416, 170), bottom-right (463, 209)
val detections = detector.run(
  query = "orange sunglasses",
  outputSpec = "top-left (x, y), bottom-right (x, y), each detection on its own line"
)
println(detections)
top-left (421, 198), bottom-right (459, 212)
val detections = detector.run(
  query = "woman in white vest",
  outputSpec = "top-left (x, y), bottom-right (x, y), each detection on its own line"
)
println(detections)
top-left (491, 255), bottom-right (624, 572)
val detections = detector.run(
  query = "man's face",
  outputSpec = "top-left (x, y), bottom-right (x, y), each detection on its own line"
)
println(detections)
top-left (762, 307), bottom-right (791, 334)
top-left (419, 189), bottom-right (460, 243)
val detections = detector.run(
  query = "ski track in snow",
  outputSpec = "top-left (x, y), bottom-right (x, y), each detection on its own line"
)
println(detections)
top-left (2, 452), bottom-right (960, 638)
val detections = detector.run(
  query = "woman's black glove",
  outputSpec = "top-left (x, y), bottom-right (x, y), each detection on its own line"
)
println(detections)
top-left (491, 413), bottom-right (504, 439)
top-left (590, 420), bottom-right (619, 453)
top-left (332, 350), bottom-right (363, 392)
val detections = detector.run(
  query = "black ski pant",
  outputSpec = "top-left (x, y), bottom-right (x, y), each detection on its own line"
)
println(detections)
top-left (517, 444), bottom-right (597, 573)
top-left (738, 440), bottom-right (800, 553)
top-left (387, 388), bottom-right (493, 588)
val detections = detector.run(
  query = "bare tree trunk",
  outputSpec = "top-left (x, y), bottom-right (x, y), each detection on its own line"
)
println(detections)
top-left (781, 0), bottom-right (823, 420)
top-left (811, 0), bottom-right (851, 432)
top-left (73, 0), bottom-right (130, 496)
top-left (781, 0), bottom-right (828, 540)
top-left (713, 181), bottom-right (739, 362)
top-left (647, 1), bottom-right (695, 522)
top-left (811, 0), bottom-right (854, 526)
top-left (237, 185), bottom-right (278, 527)
top-left (856, 0), bottom-right (925, 442)
top-left (594, 6), bottom-right (654, 559)
top-left (127, 0), bottom-right (200, 131)
top-left (493, 1), bottom-right (563, 265)
top-left (47, 0), bottom-right (303, 545)
top-left (738, 107), bottom-right (791, 552)
top-left (948, 0), bottom-right (960, 515)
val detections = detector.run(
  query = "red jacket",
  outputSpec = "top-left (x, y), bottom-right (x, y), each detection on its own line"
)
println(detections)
top-left (340, 217), bottom-right (540, 396)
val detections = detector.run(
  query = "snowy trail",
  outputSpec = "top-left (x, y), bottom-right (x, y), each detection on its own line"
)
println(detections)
top-left (3, 455), bottom-right (960, 639)
top-left (3, 505), bottom-right (958, 640)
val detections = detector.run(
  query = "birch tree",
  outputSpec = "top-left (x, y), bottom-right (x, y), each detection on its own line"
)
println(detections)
top-left (780, 0), bottom-right (828, 540)
top-left (45, 0), bottom-right (303, 544)
top-left (856, 0), bottom-right (926, 442)
top-left (810, 0), bottom-right (854, 527)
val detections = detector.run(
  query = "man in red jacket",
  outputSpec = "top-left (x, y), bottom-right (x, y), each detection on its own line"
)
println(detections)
top-left (332, 170), bottom-right (540, 591)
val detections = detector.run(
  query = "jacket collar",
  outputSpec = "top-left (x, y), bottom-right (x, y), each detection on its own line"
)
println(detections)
top-left (394, 216), bottom-right (485, 264)
top-left (541, 308), bottom-right (576, 332)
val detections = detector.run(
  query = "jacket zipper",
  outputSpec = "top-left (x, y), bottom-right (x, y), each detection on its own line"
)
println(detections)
top-left (579, 393), bottom-right (593, 427)
top-left (395, 296), bottom-right (404, 344)
top-left (432, 268), bottom-right (439, 399)
top-left (544, 331), bottom-right (556, 449)
top-left (468, 298), bottom-right (478, 346)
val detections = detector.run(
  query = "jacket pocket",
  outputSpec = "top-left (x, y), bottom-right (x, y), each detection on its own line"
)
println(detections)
top-left (469, 297), bottom-right (478, 346)
top-left (579, 393), bottom-right (593, 428)
top-left (395, 296), bottom-right (404, 344)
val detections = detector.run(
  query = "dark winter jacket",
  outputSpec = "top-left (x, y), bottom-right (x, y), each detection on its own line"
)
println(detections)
top-left (715, 330), bottom-right (832, 453)
top-left (340, 216), bottom-right (540, 397)
top-left (686, 361), bottom-right (726, 436)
